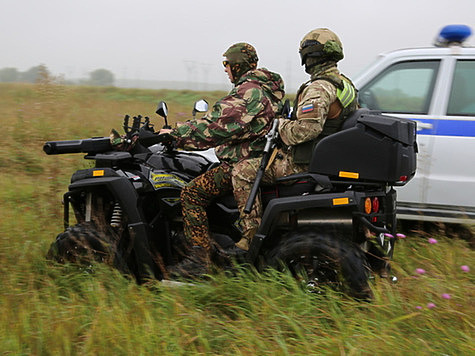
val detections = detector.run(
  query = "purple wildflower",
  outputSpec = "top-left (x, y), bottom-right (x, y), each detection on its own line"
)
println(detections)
top-left (428, 238), bottom-right (438, 244)
top-left (416, 306), bottom-right (423, 310)
top-left (427, 303), bottom-right (436, 309)
top-left (461, 265), bottom-right (470, 272)
top-left (396, 233), bottom-right (406, 239)
top-left (415, 268), bottom-right (426, 275)
top-left (441, 293), bottom-right (451, 300)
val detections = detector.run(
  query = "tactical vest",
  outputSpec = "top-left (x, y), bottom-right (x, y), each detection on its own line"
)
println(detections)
top-left (291, 72), bottom-right (358, 165)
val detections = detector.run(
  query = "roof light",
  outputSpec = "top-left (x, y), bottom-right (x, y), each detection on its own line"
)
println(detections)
top-left (435, 24), bottom-right (472, 47)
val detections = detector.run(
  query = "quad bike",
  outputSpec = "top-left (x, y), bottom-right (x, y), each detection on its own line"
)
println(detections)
top-left (44, 99), bottom-right (417, 298)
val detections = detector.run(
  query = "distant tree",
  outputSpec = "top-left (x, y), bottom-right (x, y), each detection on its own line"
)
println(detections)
top-left (0, 67), bottom-right (19, 82)
top-left (19, 65), bottom-right (49, 83)
top-left (88, 68), bottom-right (115, 86)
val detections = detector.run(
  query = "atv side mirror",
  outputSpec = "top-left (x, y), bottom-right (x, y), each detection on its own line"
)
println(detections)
top-left (156, 101), bottom-right (168, 118)
top-left (194, 99), bottom-right (208, 113)
top-left (192, 99), bottom-right (209, 119)
top-left (156, 101), bottom-right (171, 129)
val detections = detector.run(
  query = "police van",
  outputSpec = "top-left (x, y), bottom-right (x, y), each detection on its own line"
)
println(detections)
top-left (353, 24), bottom-right (475, 225)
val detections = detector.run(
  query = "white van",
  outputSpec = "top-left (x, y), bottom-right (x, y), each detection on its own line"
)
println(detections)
top-left (353, 25), bottom-right (475, 224)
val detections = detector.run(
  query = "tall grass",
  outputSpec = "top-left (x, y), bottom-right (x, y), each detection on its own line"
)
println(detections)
top-left (0, 81), bottom-right (473, 355)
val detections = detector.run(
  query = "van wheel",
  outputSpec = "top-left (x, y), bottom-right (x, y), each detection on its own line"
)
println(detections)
top-left (267, 228), bottom-right (371, 299)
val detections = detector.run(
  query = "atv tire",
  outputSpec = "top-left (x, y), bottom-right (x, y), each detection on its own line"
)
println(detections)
top-left (46, 222), bottom-right (130, 274)
top-left (267, 228), bottom-right (371, 299)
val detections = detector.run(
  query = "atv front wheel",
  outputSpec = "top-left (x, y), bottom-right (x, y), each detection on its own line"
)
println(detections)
top-left (46, 222), bottom-right (130, 274)
top-left (267, 228), bottom-right (371, 299)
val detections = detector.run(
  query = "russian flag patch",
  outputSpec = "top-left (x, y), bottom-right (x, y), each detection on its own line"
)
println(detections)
top-left (301, 104), bottom-right (314, 113)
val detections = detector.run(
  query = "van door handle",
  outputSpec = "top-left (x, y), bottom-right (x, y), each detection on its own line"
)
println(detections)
top-left (416, 122), bottom-right (433, 131)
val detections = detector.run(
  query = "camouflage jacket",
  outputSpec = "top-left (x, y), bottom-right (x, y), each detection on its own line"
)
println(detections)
top-left (170, 68), bottom-right (284, 164)
top-left (279, 64), bottom-right (342, 146)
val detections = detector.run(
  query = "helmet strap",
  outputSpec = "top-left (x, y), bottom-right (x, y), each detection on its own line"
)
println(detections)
top-left (307, 61), bottom-right (337, 76)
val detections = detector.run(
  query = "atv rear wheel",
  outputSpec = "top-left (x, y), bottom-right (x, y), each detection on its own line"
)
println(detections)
top-left (267, 228), bottom-right (371, 299)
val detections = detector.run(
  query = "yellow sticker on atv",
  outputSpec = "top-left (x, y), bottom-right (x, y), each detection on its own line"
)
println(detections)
top-left (149, 172), bottom-right (186, 190)
top-left (333, 197), bottom-right (349, 205)
top-left (93, 170), bottom-right (105, 177)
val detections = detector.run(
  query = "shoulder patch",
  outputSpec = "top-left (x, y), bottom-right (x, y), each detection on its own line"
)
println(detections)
top-left (301, 104), bottom-right (314, 113)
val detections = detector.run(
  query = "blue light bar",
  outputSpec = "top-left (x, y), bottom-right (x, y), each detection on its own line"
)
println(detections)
top-left (437, 24), bottom-right (472, 45)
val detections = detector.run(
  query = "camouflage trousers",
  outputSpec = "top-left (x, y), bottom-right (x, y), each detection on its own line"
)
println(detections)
top-left (181, 163), bottom-right (233, 252)
top-left (181, 149), bottom-right (306, 251)
top-left (232, 148), bottom-right (306, 242)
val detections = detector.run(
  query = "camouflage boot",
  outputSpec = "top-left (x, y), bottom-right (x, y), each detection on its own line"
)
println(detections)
top-left (235, 237), bottom-right (250, 251)
top-left (167, 246), bottom-right (210, 279)
top-left (235, 231), bottom-right (253, 251)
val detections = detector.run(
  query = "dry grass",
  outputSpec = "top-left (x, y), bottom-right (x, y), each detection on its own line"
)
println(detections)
top-left (0, 81), bottom-right (473, 355)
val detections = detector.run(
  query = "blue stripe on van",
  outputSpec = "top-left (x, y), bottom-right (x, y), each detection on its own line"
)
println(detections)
top-left (414, 118), bottom-right (475, 137)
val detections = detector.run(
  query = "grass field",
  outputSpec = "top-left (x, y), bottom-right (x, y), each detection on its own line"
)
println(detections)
top-left (0, 80), bottom-right (473, 355)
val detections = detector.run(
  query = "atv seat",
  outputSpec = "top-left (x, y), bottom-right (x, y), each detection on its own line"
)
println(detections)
top-left (261, 179), bottom-right (317, 203)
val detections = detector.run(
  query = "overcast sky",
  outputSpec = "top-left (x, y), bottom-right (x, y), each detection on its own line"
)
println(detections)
top-left (1, 0), bottom-right (474, 92)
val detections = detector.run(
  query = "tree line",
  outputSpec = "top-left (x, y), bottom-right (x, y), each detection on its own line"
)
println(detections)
top-left (0, 65), bottom-right (115, 86)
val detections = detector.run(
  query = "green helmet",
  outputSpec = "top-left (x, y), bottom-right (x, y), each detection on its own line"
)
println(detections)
top-left (299, 28), bottom-right (344, 72)
top-left (223, 42), bottom-right (259, 83)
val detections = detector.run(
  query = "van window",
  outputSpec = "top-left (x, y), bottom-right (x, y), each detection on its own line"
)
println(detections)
top-left (359, 61), bottom-right (440, 114)
top-left (447, 60), bottom-right (475, 116)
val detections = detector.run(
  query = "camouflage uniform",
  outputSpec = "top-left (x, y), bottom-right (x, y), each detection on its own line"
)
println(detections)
top-left (170, 45), bottom-right (285, 254)
top-left (172, 67), bottom-right (284, 164)
top-left (233, 29), bottom-right (358, 249)
top-left (179, 163), bottom-right (233, 253)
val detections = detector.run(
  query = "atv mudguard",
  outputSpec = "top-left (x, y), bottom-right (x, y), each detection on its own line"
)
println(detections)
top-left (66, 174), bottom-right (159, 281)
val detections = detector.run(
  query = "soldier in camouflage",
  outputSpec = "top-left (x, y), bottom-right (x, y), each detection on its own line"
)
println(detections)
top-left (232, 28), bottom-right (358, 251)
top-left (160, 43), bottom-right (285, 276)
top-left (280, 28), bottom-right (358, 163)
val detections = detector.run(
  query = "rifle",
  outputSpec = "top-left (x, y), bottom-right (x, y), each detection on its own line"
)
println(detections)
top-left (243, 100), bottom-right (290, 214)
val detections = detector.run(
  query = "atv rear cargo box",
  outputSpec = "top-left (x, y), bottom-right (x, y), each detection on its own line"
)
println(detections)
top-left (309, 110), bottom-right (417, 185)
